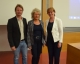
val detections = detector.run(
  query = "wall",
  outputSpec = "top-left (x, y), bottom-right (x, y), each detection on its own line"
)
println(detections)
top-left (0, 0), bottom-right (41, 25)
top-left (53, 0), bottom-right (80, 27)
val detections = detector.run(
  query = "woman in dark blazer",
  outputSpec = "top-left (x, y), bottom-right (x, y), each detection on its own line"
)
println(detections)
top-left (27, 8), bottom-right (45, 64)
top-left (45, 7), bottom-right (63, 64)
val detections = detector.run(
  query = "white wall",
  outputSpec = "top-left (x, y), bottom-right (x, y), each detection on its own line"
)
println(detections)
top-left (53, 0), bottom-right (80, 27)
top-left (0, 0), bottom-right (41, 25)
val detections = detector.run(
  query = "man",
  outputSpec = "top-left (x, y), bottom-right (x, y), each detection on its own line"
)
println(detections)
top-left (7, 4), bottom-right (27, 64)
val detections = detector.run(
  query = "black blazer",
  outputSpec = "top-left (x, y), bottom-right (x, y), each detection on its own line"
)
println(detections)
top-left (7, 16), bottom-right (27, 48)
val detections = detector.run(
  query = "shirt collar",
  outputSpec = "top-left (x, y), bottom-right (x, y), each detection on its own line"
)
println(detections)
top-left (16, 16), bottom-right (23, 21)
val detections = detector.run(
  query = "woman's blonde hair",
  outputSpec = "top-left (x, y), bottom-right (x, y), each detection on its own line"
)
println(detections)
top-left (31, 8), bottom-right (41, 19)
top-left (47, 7), bottom-right (56, 14)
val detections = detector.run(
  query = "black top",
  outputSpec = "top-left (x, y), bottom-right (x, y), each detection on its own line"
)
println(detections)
top-left (33, 24), bottom-right (43, 40)
top-left (47, 21), bottom-right (54, 42)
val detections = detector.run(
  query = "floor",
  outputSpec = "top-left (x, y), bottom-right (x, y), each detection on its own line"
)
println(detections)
top-left (0, 51), bottom-right (67, 64)
top-left (0, 25), bottom-right (67, 64)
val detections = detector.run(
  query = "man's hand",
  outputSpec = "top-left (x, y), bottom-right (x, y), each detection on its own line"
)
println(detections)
top-left (11, 46), bottom-right (16, 51)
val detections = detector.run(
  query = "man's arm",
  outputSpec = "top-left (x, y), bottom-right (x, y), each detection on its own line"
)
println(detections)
top-left (7, 19), bottom-right (14, 47)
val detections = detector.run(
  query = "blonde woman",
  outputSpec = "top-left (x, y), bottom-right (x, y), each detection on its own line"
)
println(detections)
top-left (45, 7), bottom-right (63, 64)
top-left (27, 8), bottom-right (45, 64)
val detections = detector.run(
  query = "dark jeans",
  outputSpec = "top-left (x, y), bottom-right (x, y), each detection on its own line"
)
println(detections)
top-left (31, 40), bottom-right (42, 64)
top-left (47, 41), bottom-right (62, 64)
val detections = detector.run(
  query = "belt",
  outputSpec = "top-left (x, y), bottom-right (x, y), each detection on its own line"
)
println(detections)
top-left (35, 36), bottom-right (41, 39)
top-left (21, 39), bottom-right (24, 41)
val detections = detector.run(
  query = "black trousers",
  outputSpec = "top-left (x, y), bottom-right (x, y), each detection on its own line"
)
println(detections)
top-left (31, 40), bottom-right (42, 64)
top-left (47, 41), bottom-right (62, 64)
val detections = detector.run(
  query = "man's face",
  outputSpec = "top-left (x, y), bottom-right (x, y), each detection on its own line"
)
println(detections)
top-left (15, 7), bottom-right (23, 16)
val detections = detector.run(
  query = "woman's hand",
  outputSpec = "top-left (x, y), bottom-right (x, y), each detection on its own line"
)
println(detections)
top-left (43, 41), bottom-right (46, 47)
top-left (28, 46), bottom-right (32, 50)
top-left (58, 42), bottom-right (62, 48)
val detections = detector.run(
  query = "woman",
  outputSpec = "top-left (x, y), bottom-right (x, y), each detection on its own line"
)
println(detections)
top-left (45, 7), bottom-right (63, 64)
top-left (27, 8), bottom-right (45, 64)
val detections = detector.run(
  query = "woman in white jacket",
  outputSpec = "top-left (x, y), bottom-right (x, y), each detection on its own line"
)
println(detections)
top-left (45, 7), bottom-right (63, 64)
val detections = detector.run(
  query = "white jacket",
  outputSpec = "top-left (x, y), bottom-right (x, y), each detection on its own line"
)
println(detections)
top-left (45, 17), bottom-right (63, 43)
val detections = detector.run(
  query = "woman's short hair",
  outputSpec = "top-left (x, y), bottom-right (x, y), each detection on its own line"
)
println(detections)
top-left (15, 4), bottom-right (24, 11)
top-left (31, 8), bottom-right (41, 19)
top-left (47, 7), bottom-right (56, 14)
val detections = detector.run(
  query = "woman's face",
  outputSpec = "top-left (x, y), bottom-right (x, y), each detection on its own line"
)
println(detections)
top-left (33, 12), bottom-right (40, 20)
top-left (47, 10), bottom-right (55, 18)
